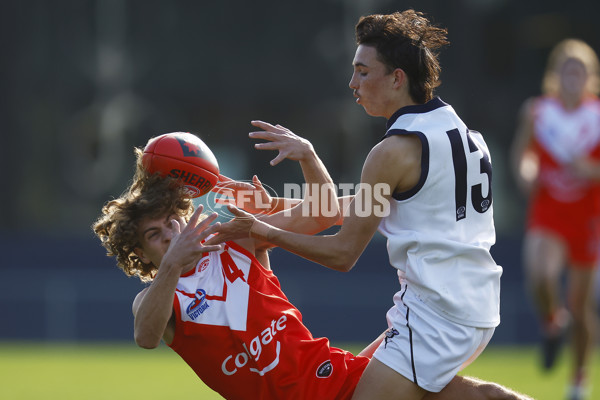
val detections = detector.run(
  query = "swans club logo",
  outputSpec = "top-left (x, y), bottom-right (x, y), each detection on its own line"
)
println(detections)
top-left (316, 360), bottom-right (333, 378)
top-left (186, 289), bottom-right (210, 320)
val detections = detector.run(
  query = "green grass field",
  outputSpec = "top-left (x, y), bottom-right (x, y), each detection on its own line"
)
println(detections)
top-left (0, 342), bottom-right (597, 399)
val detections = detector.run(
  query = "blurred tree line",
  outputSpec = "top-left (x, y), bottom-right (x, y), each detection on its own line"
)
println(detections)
top-left (1, 0), bottom-right (599, 238)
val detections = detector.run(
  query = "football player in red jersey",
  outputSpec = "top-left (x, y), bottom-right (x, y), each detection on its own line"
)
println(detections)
top-left (94, 124), bottom-right (531, 399)
top-left (511, 38), bottom-right (600, 399)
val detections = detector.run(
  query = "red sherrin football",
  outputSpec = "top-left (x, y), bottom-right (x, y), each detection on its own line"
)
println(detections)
top-left (142, 132), bottom-right (219, 198)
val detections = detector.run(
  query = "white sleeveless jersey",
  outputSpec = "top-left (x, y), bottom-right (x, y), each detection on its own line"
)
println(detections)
top-left (378, 98), bottom-right (502, 328)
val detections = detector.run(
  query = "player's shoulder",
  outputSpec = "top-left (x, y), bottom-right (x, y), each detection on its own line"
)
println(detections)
top-left (363, 134), bottom-right (422, 184)
top-left (371, 133), bottom-right (421, 160)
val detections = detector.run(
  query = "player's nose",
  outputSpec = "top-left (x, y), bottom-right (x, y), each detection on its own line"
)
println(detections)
top-left (349, 73), bottom-right (358, 90)
top-left (164, 227), bottom-right (175, 242)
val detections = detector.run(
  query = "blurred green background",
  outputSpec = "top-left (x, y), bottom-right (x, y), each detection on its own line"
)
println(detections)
top-left (3, 0), bottom-right (600, 236)
top-left (1, 342), bottom-right (599, 399)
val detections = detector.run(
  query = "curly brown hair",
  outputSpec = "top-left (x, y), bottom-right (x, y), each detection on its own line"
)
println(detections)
top-left (92, 148), bottom-right (194, 282)
top-left (355, 10), bottom-right (449, 104)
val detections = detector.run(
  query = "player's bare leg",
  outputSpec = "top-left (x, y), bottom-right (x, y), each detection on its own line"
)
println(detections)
top-left (566, 266), bottom-right (597, 399)
top-left (424, 376), bottom-right (534, 400)
top-left (351, 357), bottom-right (426, 400)
top-left (523, 229), bottom-right (570, 369)
top-left (356, 333), bottom-right (535, 400)
top-left (357, 333), bottom-right (384, 359)
top-left (352, 360), bottom-right (534, 400)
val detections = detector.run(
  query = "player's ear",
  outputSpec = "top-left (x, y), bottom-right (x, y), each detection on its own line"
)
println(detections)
top-left (391, 68), bottom-right (408, 89)
top-left (134, 247), bottom-right (151, 264)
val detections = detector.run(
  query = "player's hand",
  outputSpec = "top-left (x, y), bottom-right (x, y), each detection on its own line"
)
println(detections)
top-left (203, 205), bottom-right (257, 246)
top-left (250, 120), bottom-right (315, 166)
top-left (212, 175), bottom-right (274, 214)
top-left (161, 205), bottom-right (222, 273)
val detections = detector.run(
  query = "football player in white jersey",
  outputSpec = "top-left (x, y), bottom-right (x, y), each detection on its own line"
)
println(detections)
top-left (94, 130), bottom-right (530, 399)
top-left (206, 10), bottom-right (504, 400)
top-left (511, 38), bottom-right (600, 400)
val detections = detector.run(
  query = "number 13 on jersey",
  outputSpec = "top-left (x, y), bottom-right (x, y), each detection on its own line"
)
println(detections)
top-left (446, 129), bottom-right (493, 221)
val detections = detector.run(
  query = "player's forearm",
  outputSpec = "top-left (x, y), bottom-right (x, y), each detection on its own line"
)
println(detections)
top-left (134, 262), bottom-right (182, 348)
top-left (268, 197), bottom-right (301, 213)
top-left (267, 195), bottom-right (351, 220)
top-left (250, 220), bottom-right (357, 271)
top-left (296, 152), bottom-right (340, 227)
top-left (298, 151), bottom-right (334, 188)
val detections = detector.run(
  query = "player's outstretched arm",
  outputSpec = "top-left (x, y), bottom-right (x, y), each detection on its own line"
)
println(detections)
top-left (213, 174), bottom-right (302, 215)
top-left (245, 121), bottom-right (341, 239)
top-left (206, 138), bottom-right (406, 271)
top-left (214, 174), bottom-right (349, 226)
top-left (132, 207), bottom-right (221, 349)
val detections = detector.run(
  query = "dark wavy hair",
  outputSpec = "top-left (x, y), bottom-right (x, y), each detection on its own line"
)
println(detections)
top-left (355, 10), bottom-right (449, 103)
top-left (92, 148), bottom-right (194, 282)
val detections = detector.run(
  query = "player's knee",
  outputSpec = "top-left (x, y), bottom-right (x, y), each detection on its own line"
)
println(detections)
top-left (484, 383), bottom-right (510, 399)
top-left (479, 382), bottom-right (529, 400)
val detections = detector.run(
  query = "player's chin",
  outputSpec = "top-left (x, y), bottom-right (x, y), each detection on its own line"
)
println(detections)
top-left (362, 106), bottom-right (380, 117)
top-left (362, 104), bottom-right (388, 118)
top-left (356, 100), bottom-right (372, 114)
top-left (356, 99), bottom-right (370, 113)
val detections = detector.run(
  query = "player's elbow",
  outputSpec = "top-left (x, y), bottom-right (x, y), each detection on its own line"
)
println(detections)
top-left (326, 247), bottom-right (359, 272)
top-left (330, 260), bottom-right (356, 272)
top-left (314, 211), bottom-right (342, 232)
top-left (135, 338), bottom-right (160, 349)
top-left (134, 330), bottom-right (161, 349)
top-left (331, 259), bottom-right (357, 272)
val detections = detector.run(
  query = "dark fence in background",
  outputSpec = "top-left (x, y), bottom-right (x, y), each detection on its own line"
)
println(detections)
top-left (0, 232), bottom-right (538, 345)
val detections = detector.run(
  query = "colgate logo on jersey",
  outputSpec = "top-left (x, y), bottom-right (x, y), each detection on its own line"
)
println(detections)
top-left (221, 315), bottom-right (287, 376)
top-left (186, 289), bottom-right (210, 320)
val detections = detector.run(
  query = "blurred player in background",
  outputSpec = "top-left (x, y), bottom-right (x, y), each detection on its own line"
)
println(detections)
top-left (511, 38), bottom-right (600, 400)
top-left (206, 10), bottom-right (504, 400)
top-left (94, 129), bottom-right (530, 399)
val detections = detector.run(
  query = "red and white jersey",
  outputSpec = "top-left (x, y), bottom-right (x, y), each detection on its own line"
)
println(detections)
top-left (168, 241), bottom-right (368, 400)
top-left (531, 95), bottom-right (600, 203)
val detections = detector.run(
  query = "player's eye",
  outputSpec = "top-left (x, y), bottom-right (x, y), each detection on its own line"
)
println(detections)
top-left (354, 66), bottom-right (367, 76)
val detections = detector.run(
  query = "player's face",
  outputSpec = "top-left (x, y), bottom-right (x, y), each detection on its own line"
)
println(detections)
top-left (135, 213), bottom-right (184, 266)
top-left (349, 44), bottom-right (397, 118)
top-left (559, 58), bottom-right (588, 98)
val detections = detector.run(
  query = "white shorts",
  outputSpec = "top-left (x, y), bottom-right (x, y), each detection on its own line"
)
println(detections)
top-left (372, 281), bottom-right (495, 393)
